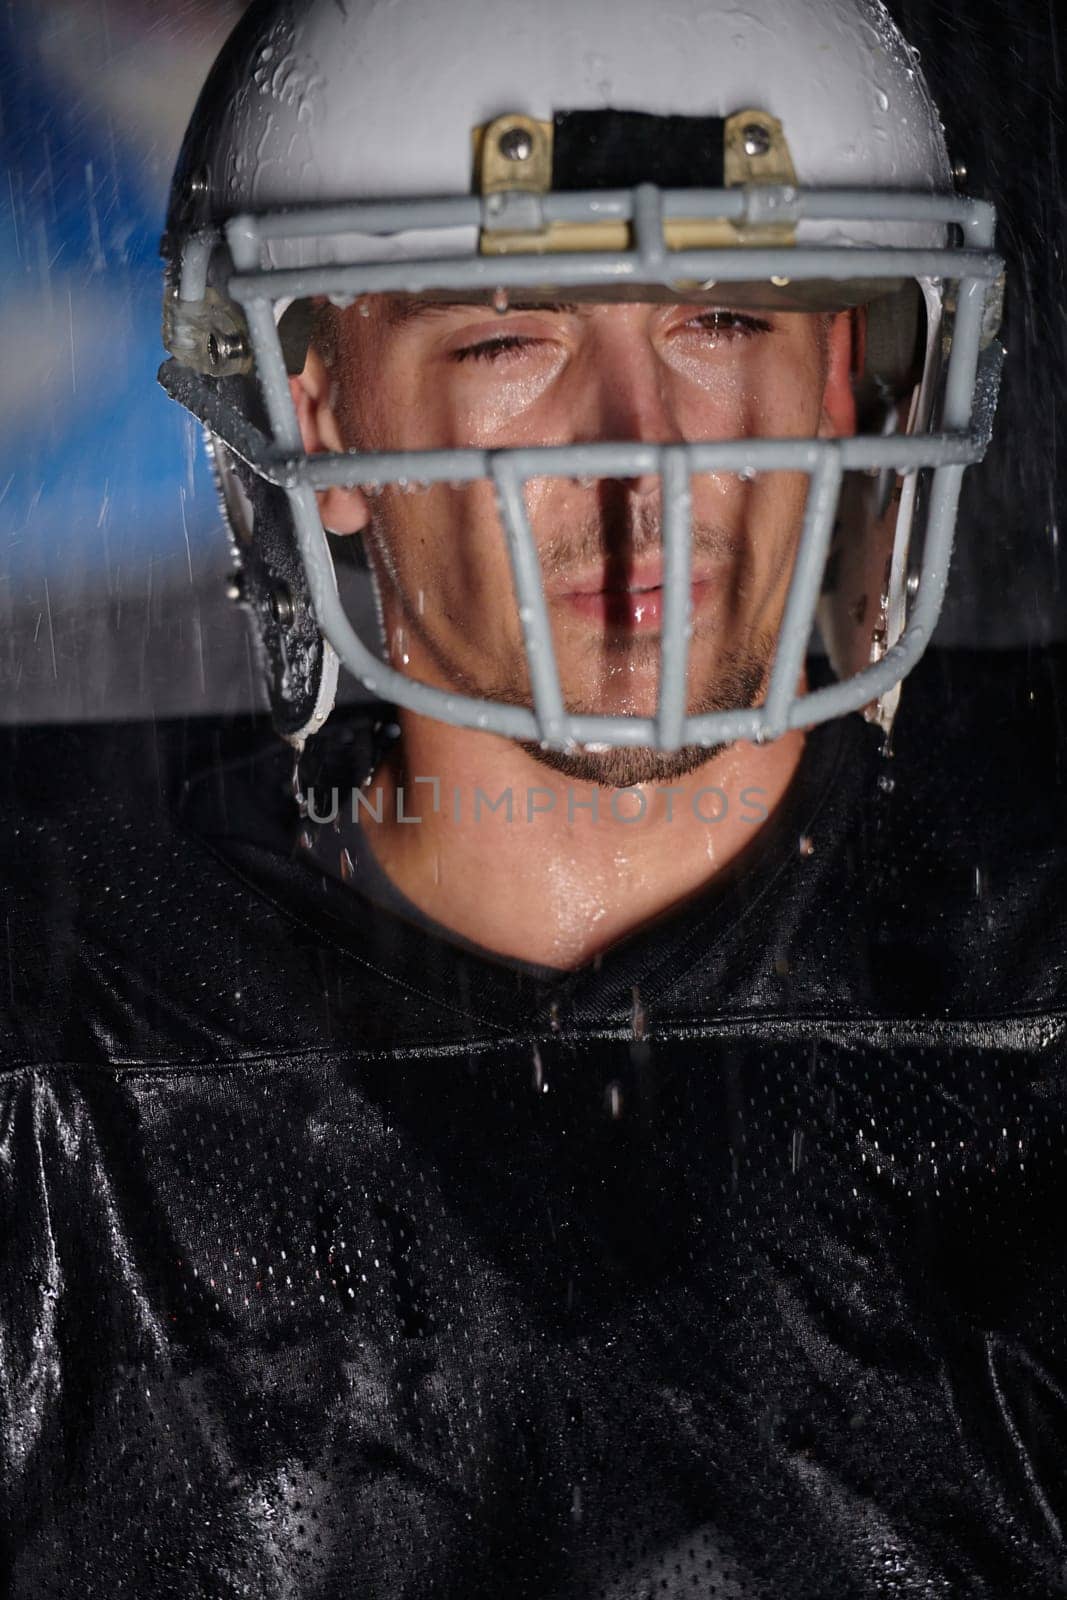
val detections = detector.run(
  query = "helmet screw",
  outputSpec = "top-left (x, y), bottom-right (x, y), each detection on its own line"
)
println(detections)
top-left (741, 123), bottom-right (772, 158)
top-left (952, 161), bottom-right (968, 186)
top-left (207, 329), bottom-right (247, 370)
top-left (498, 125), bottom-right (533, 162)
top-left (906, 571), bottom-right (920, 597)
top-left (270, 583), bottom-right (295, 625)
top-left (188, 165), bottom-right (210, 198)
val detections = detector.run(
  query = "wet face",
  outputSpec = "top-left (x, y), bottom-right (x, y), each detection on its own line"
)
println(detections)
top-left (298, 295), bottom-right (858, 784)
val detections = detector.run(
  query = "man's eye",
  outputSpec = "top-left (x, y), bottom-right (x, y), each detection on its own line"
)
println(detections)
top-left (451, 335), bottom-right (536, 364)
top-left (684, 312), bottom-right (771, 339)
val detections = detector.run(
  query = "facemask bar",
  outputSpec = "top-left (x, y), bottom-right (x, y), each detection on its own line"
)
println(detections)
top-left (161, 181), bottom-right (1004, 751)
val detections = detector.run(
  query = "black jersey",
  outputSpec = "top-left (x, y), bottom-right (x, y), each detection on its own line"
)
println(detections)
top-left (1, 647), bottom-right (1065, 1598)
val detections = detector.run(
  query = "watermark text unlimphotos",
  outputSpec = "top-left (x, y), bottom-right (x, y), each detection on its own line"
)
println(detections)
top-left (305, 778), bottom-right (769, 827)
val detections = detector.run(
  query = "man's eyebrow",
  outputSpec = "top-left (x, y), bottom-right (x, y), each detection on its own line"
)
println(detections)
top-left (383, 297), bottom-right (583, 328)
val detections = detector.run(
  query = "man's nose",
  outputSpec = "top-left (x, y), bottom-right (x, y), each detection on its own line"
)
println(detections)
top-left (572, 332), bottom-right (684, 496)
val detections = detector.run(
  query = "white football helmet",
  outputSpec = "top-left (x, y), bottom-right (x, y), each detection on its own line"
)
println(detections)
top-left (160, 0), bottom-right (1004, 748)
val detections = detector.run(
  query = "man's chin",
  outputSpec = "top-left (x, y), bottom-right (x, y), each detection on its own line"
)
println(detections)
top-left (517, 643), bottom-right (774, 788)
top-left (518, 740), bottom-right (732, 788)
top-left (400, 628), bottom-right (776, 787)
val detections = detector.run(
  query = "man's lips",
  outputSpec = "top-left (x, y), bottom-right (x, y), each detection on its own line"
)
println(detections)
top-left (545, 562), bottom-right (717, 631)
top-left (544, 558), bottom-right (712, 598)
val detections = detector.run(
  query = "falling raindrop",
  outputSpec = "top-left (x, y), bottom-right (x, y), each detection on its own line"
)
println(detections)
top-left (291, 753), bottom-right (308, 816)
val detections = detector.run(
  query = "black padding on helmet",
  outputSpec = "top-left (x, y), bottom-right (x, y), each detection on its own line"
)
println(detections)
top-left (552, 109), bottom-right (725, 191)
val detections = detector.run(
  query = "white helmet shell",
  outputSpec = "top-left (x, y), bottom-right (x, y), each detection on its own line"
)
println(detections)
top-left (169, 0), bottom-right (952, 268)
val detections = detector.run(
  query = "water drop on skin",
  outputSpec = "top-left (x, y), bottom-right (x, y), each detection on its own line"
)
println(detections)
top-left (493, 286), bottom-right (509, 314)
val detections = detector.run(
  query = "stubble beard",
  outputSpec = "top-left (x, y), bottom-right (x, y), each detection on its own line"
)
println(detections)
top-left (390, 616), bottom-right (777, 788)
top-left (369, 498), bottom-right (777, 788)
top-left (516, 638), bottom-right (774, 787)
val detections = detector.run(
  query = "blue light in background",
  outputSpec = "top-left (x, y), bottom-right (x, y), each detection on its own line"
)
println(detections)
top-left (0, 1), bottom-right (239, 596)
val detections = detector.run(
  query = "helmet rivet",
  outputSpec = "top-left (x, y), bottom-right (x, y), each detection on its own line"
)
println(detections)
top-left (906, 571), bottom-right (920, 597)
top-left (270, 583), bottom-right (295, 625)
top-left (207, 329), bottom-right (247, 370)
top-left (742, 123), bottom-right (772, 158)
top-left (188, 165), bottom-right (210, 198)
top-left (952, 161), bottom-right (968, 186)
top-left (498, 125), bottom-right (533, 162)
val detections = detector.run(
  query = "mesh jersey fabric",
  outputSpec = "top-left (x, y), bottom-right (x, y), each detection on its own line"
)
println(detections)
top-left (1, 645), bottom-right (1066, 1598)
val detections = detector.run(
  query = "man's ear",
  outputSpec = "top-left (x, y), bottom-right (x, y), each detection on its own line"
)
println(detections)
top-left (818, 308), bottom-right (863, 439)
top-left (289, 346), bottom-right (370, 535)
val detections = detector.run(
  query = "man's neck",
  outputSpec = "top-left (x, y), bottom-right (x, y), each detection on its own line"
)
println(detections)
top-left (346, 710), bottom-right (807, 971)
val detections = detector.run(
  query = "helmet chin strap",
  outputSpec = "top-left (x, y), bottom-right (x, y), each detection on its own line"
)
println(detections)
top-left (287, 637), bottom-right (340, 750)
